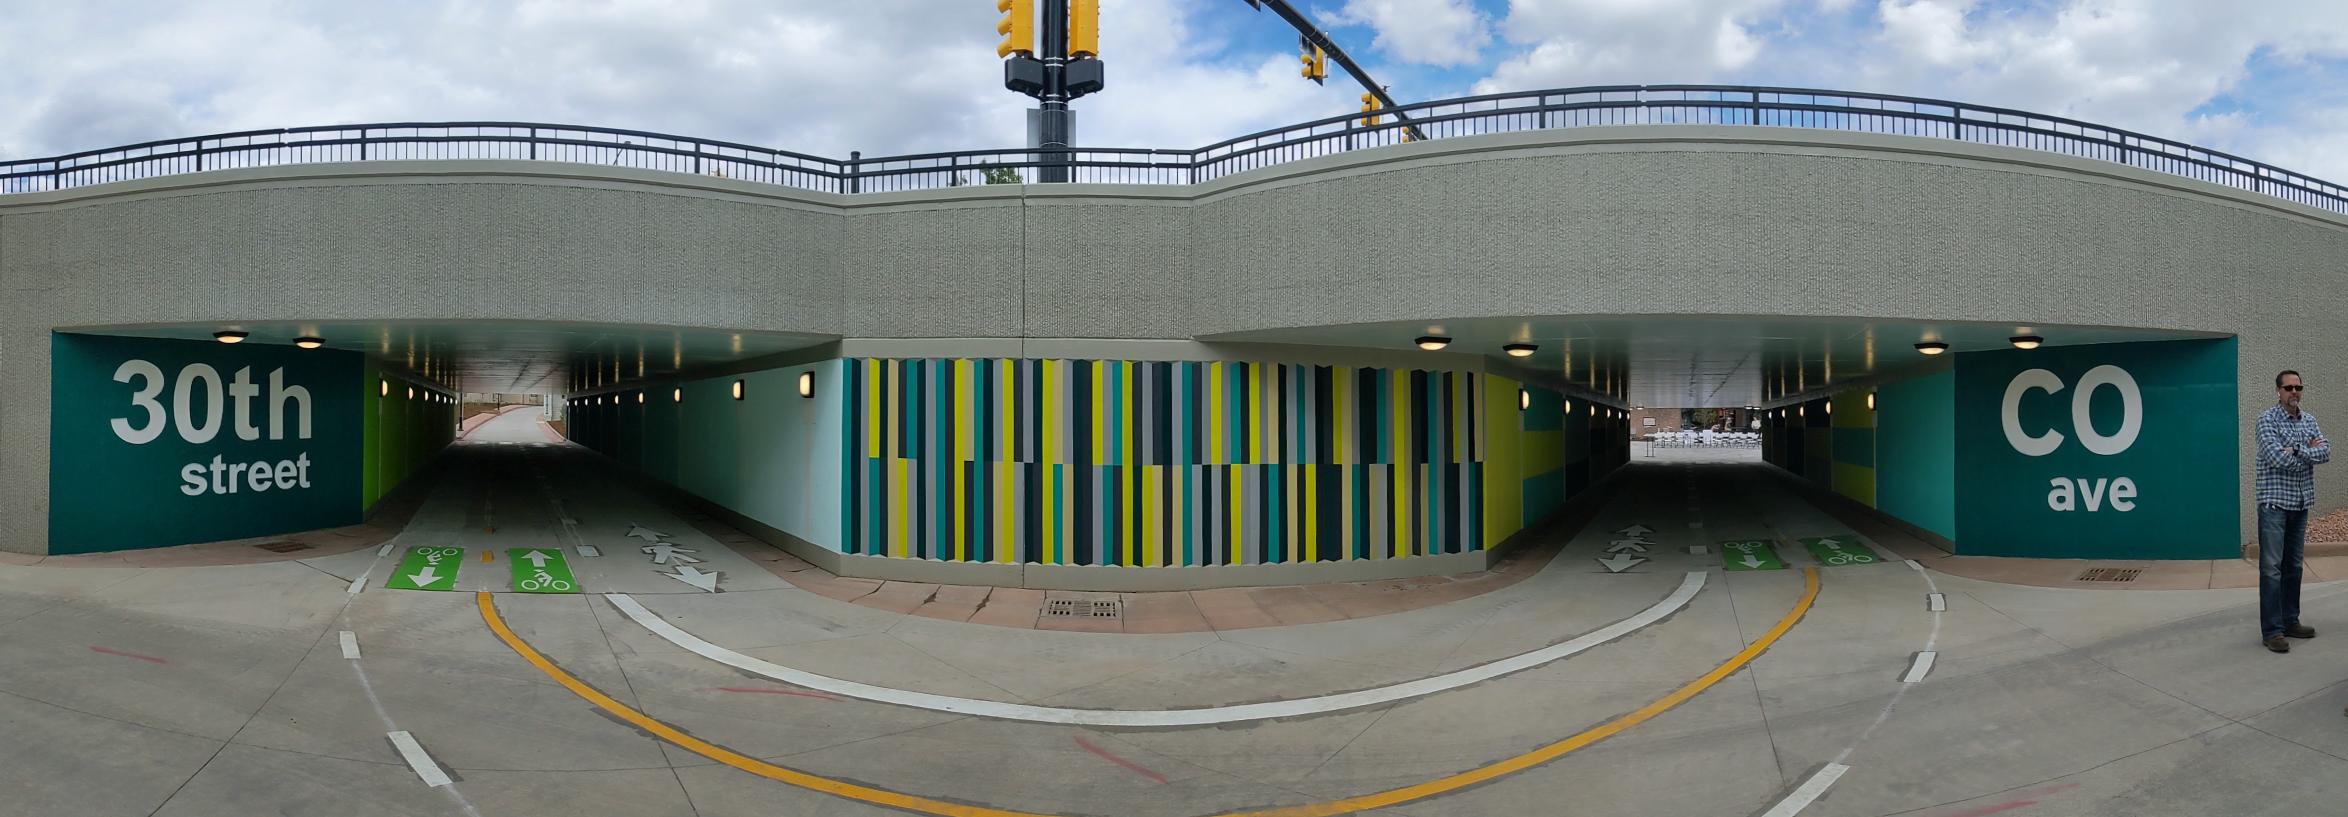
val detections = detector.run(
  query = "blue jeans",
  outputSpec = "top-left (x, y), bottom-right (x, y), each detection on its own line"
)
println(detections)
top-left (2260, 504), bottom-right (2310, 639)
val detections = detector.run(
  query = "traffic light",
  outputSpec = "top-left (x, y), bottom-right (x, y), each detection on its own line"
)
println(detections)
top-left (1069, 0), bottom-right (1099, 59)
top-left (1298, 36), bottom-right (1325, 84)
top-left (996, 0), bottom-right (1033, 58)
top-left (1359, 93), bottom-right (1381, 127)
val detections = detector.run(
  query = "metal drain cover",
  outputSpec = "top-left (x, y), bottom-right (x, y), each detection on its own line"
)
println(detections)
top-left (2076, 567), bottom-right (2142, 582)
top-left (1043, 599), bottom-right (1122, 618)
top-left (252, 541), bottom-right (312, 554)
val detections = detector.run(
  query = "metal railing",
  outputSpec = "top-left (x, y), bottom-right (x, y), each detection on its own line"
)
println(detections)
top-left (7, 85), bottom-right (2346, 215)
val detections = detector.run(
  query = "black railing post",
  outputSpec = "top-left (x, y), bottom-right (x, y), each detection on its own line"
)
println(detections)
top-left (1750, 90), bottom-right (1762, 127)
top-left (530, 128), bottom-right (538, 161)
top-left (693, 143), bottom-right (702, 175)
top-left (195, 140), bottom-right (205, 173)
top-left (849, 151), bottom-right (861, 194)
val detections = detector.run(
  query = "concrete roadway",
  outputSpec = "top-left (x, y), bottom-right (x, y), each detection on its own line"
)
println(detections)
top-left (4, 410), bottom-right (2347, 816)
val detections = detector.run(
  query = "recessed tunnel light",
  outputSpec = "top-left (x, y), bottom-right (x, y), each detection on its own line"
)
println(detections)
top-left (1503, 343), bottom-right (1537, 358)
top-left (636, 392), bottom-right (645, 404)
top-left (673, 388), bottom-right (683, 403)
top-left (1867, 393), bottom-right (1877, 411)
top-left (732, 380), bottom-right (746, 401)
top-left (1915, 341), bottom-right (1949, 355)
top-left (1518, 389), bottom-right (1531, 410)
top-left (294, 337), bottom-right (324, 349)
top-left (406, 387), bottom-right (415, 400)
top-left (213, 330), bottom-right (248, 344)
top-left (1414, 336), bottom-right (1451, 351)
top-left (2009, 335), bottom-right (2044, 350)
top-left (379, 380), bottom-right (389, 397)
top-left (797, 371), bottom-right (815, 398)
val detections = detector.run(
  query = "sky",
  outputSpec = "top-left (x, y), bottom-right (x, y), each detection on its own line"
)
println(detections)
top-left (4, 0), bottom-right (2348, 182)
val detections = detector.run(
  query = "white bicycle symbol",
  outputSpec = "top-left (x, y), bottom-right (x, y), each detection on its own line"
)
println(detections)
top-left (1821, 551), bottom-right (1875, 565)
top-left (1726, 541), bottom-right (1767, 552)
top-left (519, 571), bottom-right (574, 591)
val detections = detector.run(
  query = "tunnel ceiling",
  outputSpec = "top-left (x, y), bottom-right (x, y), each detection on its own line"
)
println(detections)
top-left (64, 321), bottom-right (833, 395)
top-left (1207, 317), bottom-right (2226, 408)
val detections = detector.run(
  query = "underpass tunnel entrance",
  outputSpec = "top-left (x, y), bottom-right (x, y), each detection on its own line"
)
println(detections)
top-left (1211, 315), bottom-right (2243, 562)
top-left (42, 320), bottom-right (829, 555)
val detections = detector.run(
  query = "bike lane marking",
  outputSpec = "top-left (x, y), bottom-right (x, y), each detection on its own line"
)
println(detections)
top-left (1800, 536), bottom-right (1880, 566)
top-left (1720, 539), bottom-right (1787, 571)
top-left (508, 548), bottom-right (580, 594)
top-left (479, 569), bottom-right (1822, 817)
top-left (384, 546), bottom-right (464, 591)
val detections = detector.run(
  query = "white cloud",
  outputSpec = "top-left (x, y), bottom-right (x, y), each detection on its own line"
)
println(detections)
top-left (1331, 0), bottom-right (1492, 67)
top-left (1475, 0), bottom-right (1797, 93)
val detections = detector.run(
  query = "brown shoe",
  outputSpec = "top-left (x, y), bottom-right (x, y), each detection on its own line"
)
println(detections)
top-left (2288, 624), bottom-right (2318, 639)
top-left (2267, 635), bottom-right (2291, 653)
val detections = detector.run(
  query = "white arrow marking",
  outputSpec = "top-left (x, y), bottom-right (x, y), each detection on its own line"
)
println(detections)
top-left (1597, 553), bottom-right (1646, 573)
top-left (1814, 537), bottom-right (1841, 547)
top-left (626, 525), bottom-right (669, 542)
top-left (1606, 541), bottom-right (1650, 554)
top-left (1741, 555), bottom-right (1766, 569)
top-left (662, 564), bottom-right (721, 592)
top-left (642, 543), bottom-right (704, 565)
top-left (407, 566), bottom-right (442, 587)
top-left (519, 550), bottom-right (553, 568)
top-left (1615, 524), bottom-right (1655, 536)
top-left (576, 545), bottom-right (601, 557)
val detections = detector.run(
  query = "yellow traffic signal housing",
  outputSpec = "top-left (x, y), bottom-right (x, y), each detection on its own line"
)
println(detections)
top-left (1069, 0), bottom-right (1099, 58)
top-left (997, 0), bottom-right (1034, 58)
top-left (1359, 93), bottom-right (1382, 127)
top-left (1298, 37), bottom-right (1325, 83)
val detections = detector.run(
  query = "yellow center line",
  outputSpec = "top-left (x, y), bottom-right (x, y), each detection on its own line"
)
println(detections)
top-left (482, 550), bottom-right (493, 563)
top-left (476, 568), bottom-right (1820, 817)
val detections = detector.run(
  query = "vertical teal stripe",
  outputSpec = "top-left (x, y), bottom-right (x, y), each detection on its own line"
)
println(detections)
top-left (1109, 362), bottom-right (1123, 466)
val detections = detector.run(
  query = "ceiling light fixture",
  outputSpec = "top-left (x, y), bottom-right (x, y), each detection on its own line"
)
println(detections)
top-left (294, 337), bottom-right (324, 349)
top-left (1915, 341), bottom-right (1950, 355)
top-left (1414, 336), bottom-right (1451, 351)
top-left (2009, 335), bottom-right (2044, 350)
top-left (1502, 343), bottom-right (1537, 358)
top-left (213, 330), bottom-right (248, 344)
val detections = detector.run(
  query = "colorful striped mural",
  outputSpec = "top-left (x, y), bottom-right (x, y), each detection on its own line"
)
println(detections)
top-left (840, 358), bottom-right (1496, 566)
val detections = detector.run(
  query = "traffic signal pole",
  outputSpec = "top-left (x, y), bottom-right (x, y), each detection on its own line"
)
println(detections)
top-left (1246, 0), bottom-right (1426, 142)
top-left (999, 0), bottom-right (1104, 183)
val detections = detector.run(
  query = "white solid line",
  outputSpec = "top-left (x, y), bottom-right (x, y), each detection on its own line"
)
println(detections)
top-left (1761, 763), bottom-right (1850, 817)
top-left (387, 730), bottom-right (453, 787)
top-left (1927, 593), bottom-right (1947, 612)
top-left (1902, 651), bottom-right (1938, 683)
top-left (339, 631), bottom-right (361, 660)
top-left (607, 572), bottom-right (1710, 727)
top-left (1905, 559), bottom-right (1924, 571)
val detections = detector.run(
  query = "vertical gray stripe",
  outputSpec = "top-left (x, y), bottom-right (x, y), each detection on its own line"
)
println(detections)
top-left (1241, 467), bottom-right (1260, 565)
top-left (1016, 360), bottom-right (1033, 463)
top-left (1092, 465), bottom-right (1108, 564)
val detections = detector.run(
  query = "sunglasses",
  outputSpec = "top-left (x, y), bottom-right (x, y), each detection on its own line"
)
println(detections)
top-left (2284, 385), bottom-right (2305, 392)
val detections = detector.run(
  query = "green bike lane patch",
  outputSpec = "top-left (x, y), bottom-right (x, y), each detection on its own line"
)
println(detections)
top-left (384, 546), bottom-right (464, 591)
top-left (1718, 539), bottom-right (1787, 571)
top-left (1801, 536), bottom-right (1882, 566)
top-left (508, 548), bottom-right (580, 594)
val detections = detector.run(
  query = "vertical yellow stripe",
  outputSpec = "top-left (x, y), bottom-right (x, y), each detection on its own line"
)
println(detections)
top-left (1303, 465), bottom-right (1318, 562)
top-left (1043, 465), bottom-right (1057, 564)
top-left (1041, 360), bottom-right (1058, 465)
top-left (1393, 371), bottom-right (1410, 558)
top-left (1341, 467), bottom-right (1354, 560)
top-left (1247, 363), bottom-right (1263, 465)
top-left (996, 460), bottom-right (1013, 564)
top-left (1090, 361), bottom-right (1106, 464)
top-left (1143, 466), bottom-right (1162, 567)
top-left (1207, 362), bottom-right (1224, 465)
top-left (865, 359), bottom-right (882, 459)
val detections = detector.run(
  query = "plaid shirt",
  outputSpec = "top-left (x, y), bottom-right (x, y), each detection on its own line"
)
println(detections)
top-left (2256, 404), bottom-right (2330, 510)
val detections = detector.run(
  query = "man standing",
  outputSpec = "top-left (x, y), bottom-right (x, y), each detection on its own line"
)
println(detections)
top-left (2257, 370), bottom-right (2329, 653)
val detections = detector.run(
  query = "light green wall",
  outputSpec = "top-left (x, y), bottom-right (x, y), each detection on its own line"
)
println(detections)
top-left (1876, 367), bottom-right (1957, 541)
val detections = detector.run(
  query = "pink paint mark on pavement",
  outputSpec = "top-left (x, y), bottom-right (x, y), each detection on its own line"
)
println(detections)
top-left (1074, 736), bottom-right (1169, 785)
top-left (90, 646), bottom-right (167, 664)
top-left (716, 686), bottom-right (843, 702)
top-left (1930, 783), bottom-right (2081, 817)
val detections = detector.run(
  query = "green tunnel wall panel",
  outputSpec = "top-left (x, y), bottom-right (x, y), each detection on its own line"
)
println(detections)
top-left (1875, 368), bottom-right (1958, 541)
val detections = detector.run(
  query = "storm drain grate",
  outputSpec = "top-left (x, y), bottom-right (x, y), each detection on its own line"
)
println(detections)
top-left (1043, 599), bottom-right (1122, 619)
top-left (252, 541), bottom-right (312, 554)
top-left (2076, 568), bottom-right (2142, 583)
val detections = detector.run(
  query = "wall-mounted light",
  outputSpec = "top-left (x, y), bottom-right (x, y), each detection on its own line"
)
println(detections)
top-left (673, 388), bottom-right (683, 403)
top-left (1867, 393), bottom-right (1877, 411)
top-left (379, 379), bottom-right (389, 397)
top-left (1798, 405), bottom-right (1805, 417)
top-left (1518, 388), bottom-right (1531, 410)
top-left (213, 330), bottom-right (248, 344)
top-left (1414, 336), bottom-right (1451, 351)
top-left (406, 387), bottom-right (415, 400)
top-left (732, 379), bottom-right (746, 401)
top-left (636, 392), bottom-right (645, 405)
top-left (797, 371), bottom-right (815, 398)
top-left (1915, 341), bottom-right (1949, 356)
top-left (1562, 399), bottom-right (1573, 414)
top-left (2009, 335), bottom-right (2044, 350)
top-left (294, 337), bottom-right (324, 349)
top-left (1825, 401), bottom-right (1833, 415)
top-left (1502, 343), bottom-right (1537, 358)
